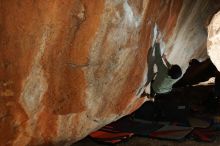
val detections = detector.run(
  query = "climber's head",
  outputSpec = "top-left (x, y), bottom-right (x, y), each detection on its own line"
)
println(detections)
top-left (168, 64), bottom-right (182, 79)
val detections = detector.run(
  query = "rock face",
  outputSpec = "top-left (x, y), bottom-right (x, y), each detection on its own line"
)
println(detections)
top-left (208, 11), bottom-right (220, 71)
top-left (0, 0), bottom-right (220, 145)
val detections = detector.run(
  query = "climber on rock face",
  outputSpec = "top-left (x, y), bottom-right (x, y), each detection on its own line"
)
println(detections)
top-left (151, 43), bottom-right (182, 97)
top-left (133, 43), bottom-right (183, 122)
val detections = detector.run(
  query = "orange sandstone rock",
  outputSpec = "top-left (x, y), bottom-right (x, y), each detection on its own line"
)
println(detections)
top-left (0, 0), bottom-right (220, 145)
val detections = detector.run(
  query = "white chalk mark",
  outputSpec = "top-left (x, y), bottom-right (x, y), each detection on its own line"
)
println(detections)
top-left (20, 28), bottom-right (49, 116)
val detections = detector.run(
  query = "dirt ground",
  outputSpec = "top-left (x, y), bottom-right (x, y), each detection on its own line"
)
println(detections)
top-left (72, 136), bottom-right (220, 146)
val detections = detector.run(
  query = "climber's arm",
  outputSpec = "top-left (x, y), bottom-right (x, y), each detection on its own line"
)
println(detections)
top-left (154, 43), bottom-right (167, 69)
top-left (162, 54), bottom-right (172, 69)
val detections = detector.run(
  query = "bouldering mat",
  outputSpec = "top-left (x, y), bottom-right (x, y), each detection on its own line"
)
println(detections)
top-left (149, 125), bottom-right (193, 141)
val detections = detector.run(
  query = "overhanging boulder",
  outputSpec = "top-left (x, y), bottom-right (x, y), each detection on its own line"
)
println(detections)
top-left (208, 11), bottom-right (220, 72)
top-left (0, 0), bottom-right (220, 145)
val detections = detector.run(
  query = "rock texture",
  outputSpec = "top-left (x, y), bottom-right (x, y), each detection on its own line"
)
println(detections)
top-left (0, 0), bottom-right (220, 145)
top-left (208, 11), bottom-right (220, 71)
